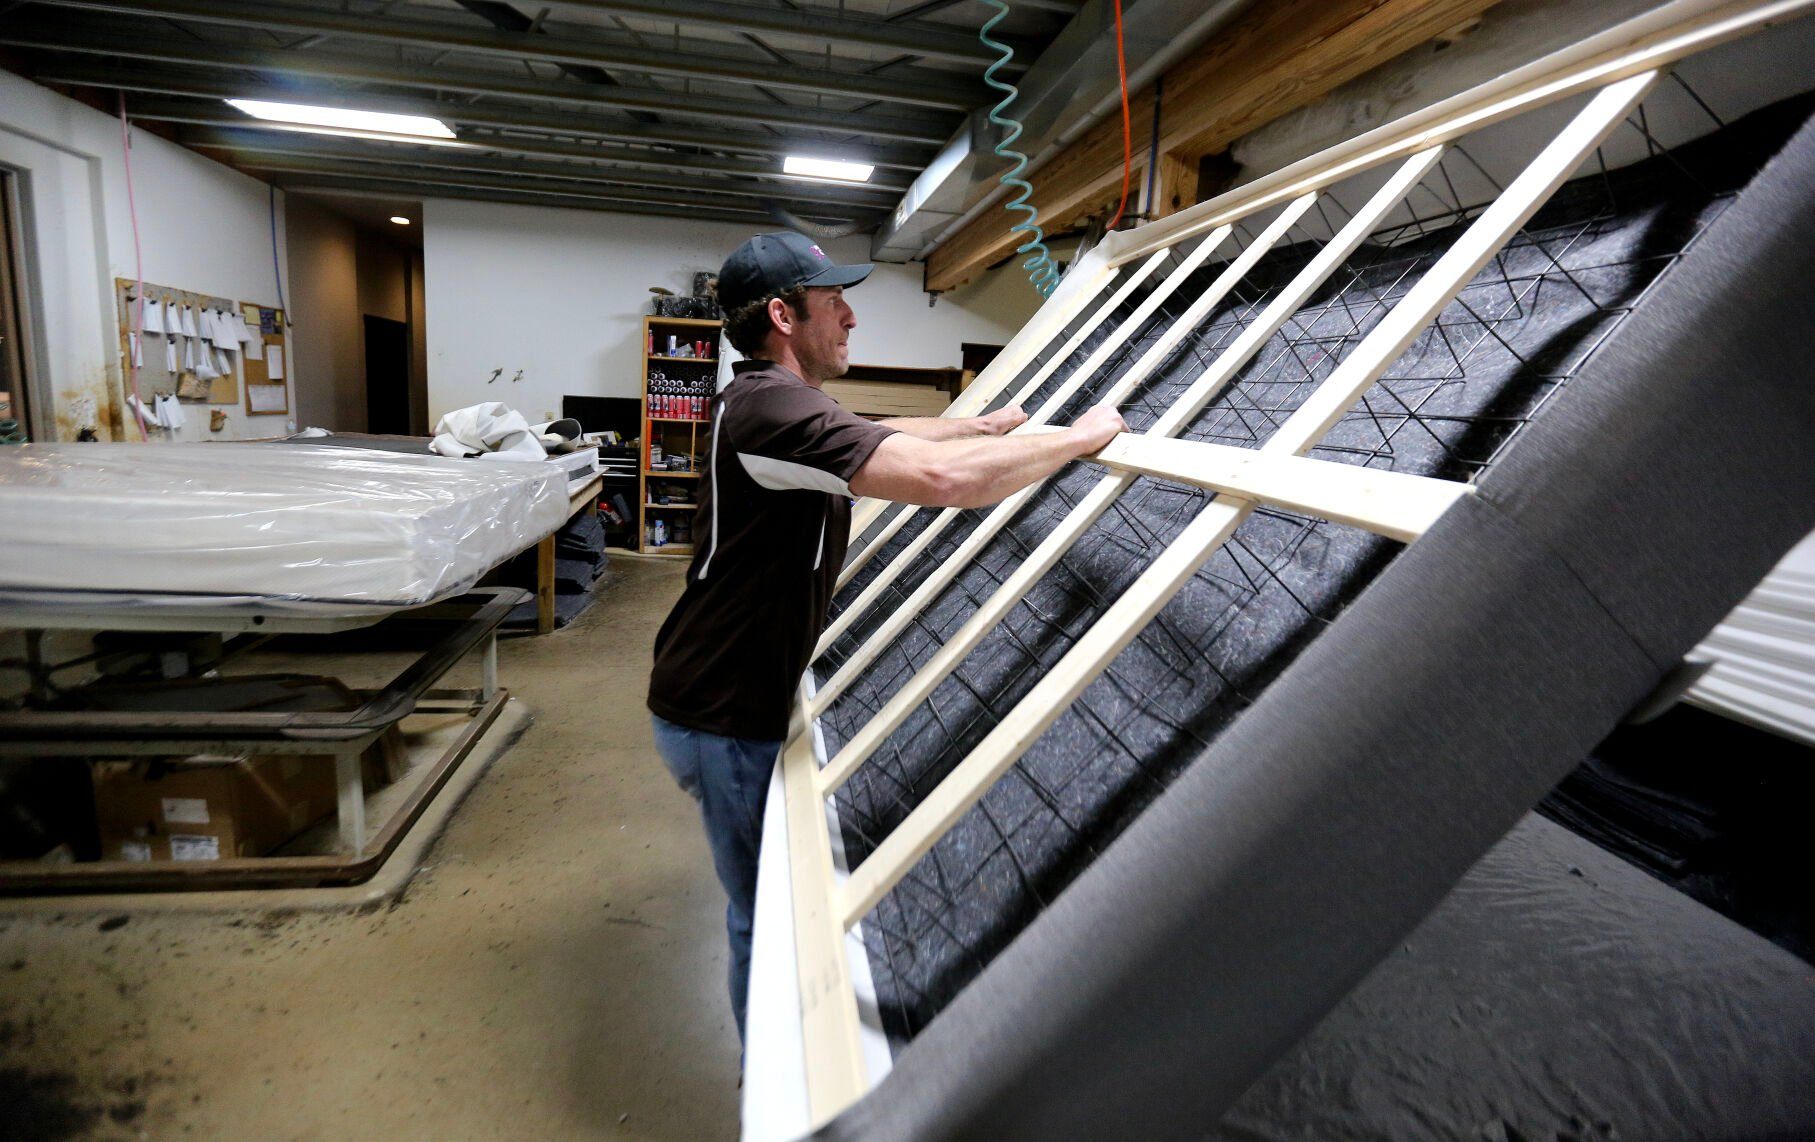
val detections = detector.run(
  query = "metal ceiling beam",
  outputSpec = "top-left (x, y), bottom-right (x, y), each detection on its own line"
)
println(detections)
top-left (278, 178), bottom-right (809, 227)
top-left (175, 129), bottom-right (902, 208)
top-left (450, 0), bottom-right (659, 126)
top-left (26, 0), bottom-right (991, 109)
top-left (242, 156), bottom-right (879, 222)
top-left (163, 118), bottom-right (912, 192)
top-left (0, 25), bottom-right (957, 144)
top-left (32, 59), bottom-right (930, 169)
top-left (497, 0), bottom-right (1015, 66)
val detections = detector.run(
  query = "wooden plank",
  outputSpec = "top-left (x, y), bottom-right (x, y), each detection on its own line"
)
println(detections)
top-left (1152, 148), bottom-right (1201, 220)
top-left (924, 0), bottom-right (1505, 291)
top-left (809, 197), bottom-right (1308, 713)
top-left (1107, 0), bottom-right (1812, 265)
top-left (838, 248), bottom-right (1174, 590)
top-left (812, 223), bottom-right (1240, 662)
top-left (1089, 434), bottom-right (1473, 543)
top-left (812, 154), bottom-right (1432, 776)
top-left (778, 689), bottom-right (869, 1127)
top-left (837, 77), bottom-right (1653, 922)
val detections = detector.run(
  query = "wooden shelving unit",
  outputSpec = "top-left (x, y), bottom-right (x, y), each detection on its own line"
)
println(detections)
top-left (638, 314), bottom-right (720, 556)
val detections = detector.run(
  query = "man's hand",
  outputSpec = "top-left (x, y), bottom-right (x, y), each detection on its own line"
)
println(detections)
top-left (978, 404), bottom-right (1029, 436)
top-left (1070, 403), bottom-right (1126, 452)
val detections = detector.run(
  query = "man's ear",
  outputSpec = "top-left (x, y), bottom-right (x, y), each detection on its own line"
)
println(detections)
top-left (767, 296), bottom-right (793, 339)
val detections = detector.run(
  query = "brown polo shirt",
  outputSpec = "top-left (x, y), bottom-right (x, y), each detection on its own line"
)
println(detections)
top-left (648, 361), bottom-right (897, 740)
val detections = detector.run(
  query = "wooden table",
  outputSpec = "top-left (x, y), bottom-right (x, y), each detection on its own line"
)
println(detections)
top-left (537, 473), bottom-right (605, 635)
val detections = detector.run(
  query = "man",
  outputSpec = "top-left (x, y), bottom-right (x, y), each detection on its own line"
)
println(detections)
top-left (647, 231), bottom-right (1124, 1037)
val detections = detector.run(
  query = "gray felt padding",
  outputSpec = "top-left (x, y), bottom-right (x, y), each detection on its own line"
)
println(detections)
top-left (1217, 814), bottom-right (1815, 1141)
top-left (820, 114), bottom-right (1815, 1141)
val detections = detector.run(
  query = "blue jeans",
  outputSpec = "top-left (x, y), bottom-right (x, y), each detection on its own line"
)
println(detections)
top-left (650, 714), bottom-right (781, 1041)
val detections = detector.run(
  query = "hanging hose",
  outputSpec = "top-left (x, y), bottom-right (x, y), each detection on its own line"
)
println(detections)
top-left (979, 0), bottom-right (1060, 297)
top-left (761, 200), bottom-right (867, 242)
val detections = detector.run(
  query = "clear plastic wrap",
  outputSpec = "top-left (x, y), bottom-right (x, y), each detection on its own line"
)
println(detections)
top-left (0, 443), bottom-right (569, 620)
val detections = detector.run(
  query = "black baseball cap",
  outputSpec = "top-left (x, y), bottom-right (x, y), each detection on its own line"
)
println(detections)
top-left (716, 231), bottom-right (873, 311)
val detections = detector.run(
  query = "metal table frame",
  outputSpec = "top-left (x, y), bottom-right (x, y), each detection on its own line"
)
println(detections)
top-left (0, 587), bottom-right (525, 894)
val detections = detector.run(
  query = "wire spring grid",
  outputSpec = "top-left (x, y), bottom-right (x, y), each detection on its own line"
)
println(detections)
top-left (817, 89), bottom-right (1802, 1044)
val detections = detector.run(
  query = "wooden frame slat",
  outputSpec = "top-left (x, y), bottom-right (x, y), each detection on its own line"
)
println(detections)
top-left (814, 225), bottom-right (1237, 658)
top-left (836, 72), bottom-right (1657, 925)
top-left (1087, 435), bottom-right (1474, 543)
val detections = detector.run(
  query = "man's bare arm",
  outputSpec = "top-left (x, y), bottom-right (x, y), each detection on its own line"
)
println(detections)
top-left (878, 404), bottom-right (1028, 441)
top-left (851, 404), bottom-right (1124, 509)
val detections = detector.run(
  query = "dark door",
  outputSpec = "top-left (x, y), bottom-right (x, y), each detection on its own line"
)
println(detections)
top-left (363, 315), bottom-right (411, 435)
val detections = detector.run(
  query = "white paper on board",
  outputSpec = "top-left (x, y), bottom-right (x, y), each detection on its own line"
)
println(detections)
top-left (248, 383), bottom-right (286, 414)
top-left (265, 345), bottom-right (285, 380)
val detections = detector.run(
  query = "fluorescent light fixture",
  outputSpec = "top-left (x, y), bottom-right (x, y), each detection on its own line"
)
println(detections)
top-left (226, 98), bottom-right (457, 140)
top-left (783, 155), bottom-right (874, 183)
top-left (390, 216), bottom-right (411, 226)
top-left (230, 122), bottom-right (472, 148)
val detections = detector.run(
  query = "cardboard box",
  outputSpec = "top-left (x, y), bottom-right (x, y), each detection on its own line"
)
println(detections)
top-left (93, 755), bottom-right (340, 863)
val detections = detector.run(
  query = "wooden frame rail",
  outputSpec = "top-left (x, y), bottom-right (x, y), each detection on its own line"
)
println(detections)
top-left (772, 0), bottom-right (1811, 1128)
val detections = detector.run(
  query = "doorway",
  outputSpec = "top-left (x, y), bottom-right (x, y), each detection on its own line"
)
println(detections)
top-left (363, 314), bottom-right (410, 435)
top-left (0, 170), bottom-right (37, 443)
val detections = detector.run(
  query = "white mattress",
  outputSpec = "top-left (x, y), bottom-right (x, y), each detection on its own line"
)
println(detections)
top-left (0, 443), bottom-right (568, 621)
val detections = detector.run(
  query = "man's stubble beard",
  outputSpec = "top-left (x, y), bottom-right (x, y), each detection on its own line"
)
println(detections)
top-left (793, 312), bottom-right (849, 384)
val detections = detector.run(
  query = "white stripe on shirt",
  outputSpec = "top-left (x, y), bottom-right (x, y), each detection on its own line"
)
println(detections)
top-left (737, 452), bottom-right (853, 496)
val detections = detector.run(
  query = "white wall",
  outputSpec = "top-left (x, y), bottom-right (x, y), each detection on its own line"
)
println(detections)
top-left (0, 72), bottom-right (294, 441)
top-left (422, 198), bottom-right (1043, 425)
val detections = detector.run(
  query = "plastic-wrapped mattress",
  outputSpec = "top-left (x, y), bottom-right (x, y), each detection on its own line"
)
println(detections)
top-left (0, 443), bottom-right (568, 621)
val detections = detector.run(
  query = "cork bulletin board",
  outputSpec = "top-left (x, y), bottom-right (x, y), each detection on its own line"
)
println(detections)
top-left (114, 277), bottom-right (244, 405)
top-left (240, 302), bottom-right (289, 416)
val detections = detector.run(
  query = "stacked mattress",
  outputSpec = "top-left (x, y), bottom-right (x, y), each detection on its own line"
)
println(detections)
top-left (0, 443), bottom-right (567, 621)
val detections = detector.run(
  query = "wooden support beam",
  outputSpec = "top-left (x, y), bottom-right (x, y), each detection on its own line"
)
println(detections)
top-left (924, 0), bottom-right (1506, 292)
top-left (1088, 435), bottom-right (1473, 543)
top-left (1151, 149), bottom-right (1202, 220)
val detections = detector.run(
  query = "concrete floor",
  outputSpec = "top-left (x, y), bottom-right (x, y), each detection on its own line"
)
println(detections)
top-left (0, 556), bottom-right (744, 1139)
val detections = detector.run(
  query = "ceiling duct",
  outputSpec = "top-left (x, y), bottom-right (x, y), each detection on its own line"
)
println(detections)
top-left (872, 0), bottom-right (1256, 264)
